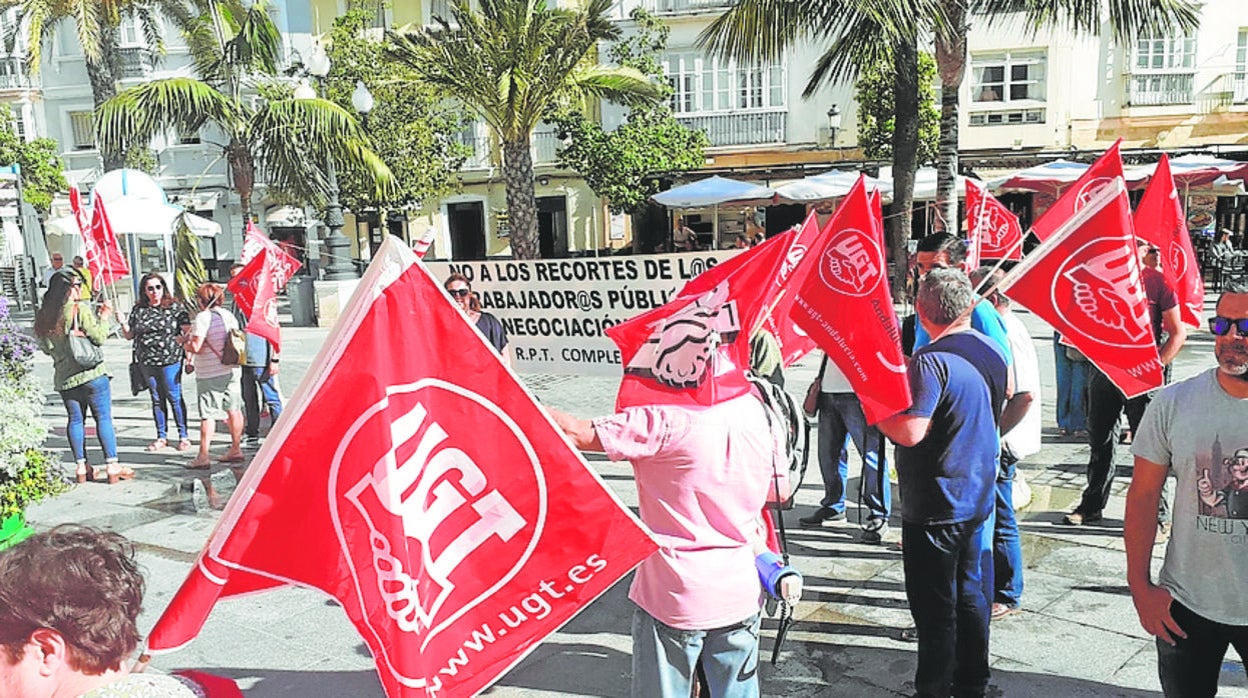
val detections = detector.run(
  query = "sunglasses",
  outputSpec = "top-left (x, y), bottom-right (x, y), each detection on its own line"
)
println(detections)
top-left (447, 288), bottom-right (471, 298)
top-left (1209, 316), bottom-right (1248, 337)
top-left (144, 284), bottom-right (163, 292)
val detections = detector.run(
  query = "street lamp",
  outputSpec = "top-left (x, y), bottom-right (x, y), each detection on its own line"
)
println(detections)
top-left (304, 41), bottom-right (364, 281)
top-left (826, 105), bottom-right (842, 146)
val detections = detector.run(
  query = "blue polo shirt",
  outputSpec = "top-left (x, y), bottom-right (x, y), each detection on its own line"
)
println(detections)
top-left (896, 330), bottom-right (1008, 526)
top-left (913, 300), bottom-right (1013, 366)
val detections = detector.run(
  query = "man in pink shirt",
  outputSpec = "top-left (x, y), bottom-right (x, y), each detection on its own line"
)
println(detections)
top-left (551, 392), bottom-right (787, 698)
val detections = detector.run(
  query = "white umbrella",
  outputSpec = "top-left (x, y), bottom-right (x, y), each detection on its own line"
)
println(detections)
top-left (987, 159), bottom-right (1148, 194)
top-left (773, 170), bottom-right (891, 203)
top-left (651, 176), bottom-right (775, 248)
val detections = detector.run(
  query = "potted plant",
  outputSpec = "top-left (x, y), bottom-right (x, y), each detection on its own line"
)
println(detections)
top-left (0, 295), bottom-right (68, 550)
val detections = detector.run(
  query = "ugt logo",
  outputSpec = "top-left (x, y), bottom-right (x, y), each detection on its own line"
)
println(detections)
top-left (1074, 177), bottom-right (1113, 211)
top-left (981, 210), bottom-right (1012, 249)
top-left (818, 228), bottom-right (882, 297)
top-left (330, 380), bottom-right (544, 678)
top-left (1053, 239), bottom-right (1151, 348)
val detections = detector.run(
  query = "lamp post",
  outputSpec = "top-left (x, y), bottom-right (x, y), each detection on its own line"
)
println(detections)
top-left (826, 105), bottom-right (842, 146)
top-left (303, 42), bottom-right (364, 281)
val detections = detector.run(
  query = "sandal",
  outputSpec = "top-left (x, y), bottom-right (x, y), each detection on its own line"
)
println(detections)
top-left (106, 465), bottom-right (136, 485)
top-left (75, 463), bottom-right (97, 484)
top-left (218, 452), bottom-right (245, 464)
top-left (185, 458), bottom-right (212, 470)
top-left (146, 438), bottom-right (168, 452)
top-left (177, 438), bottom-right (193, 452)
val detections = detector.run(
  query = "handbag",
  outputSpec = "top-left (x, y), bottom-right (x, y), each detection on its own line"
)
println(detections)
top-left (129, 360), bottom-right (145, 396)
top-left (68, 309), bottom-right (103, 371)
top-left (212, 309), bottom-right (247, 366)
top-left (803, 356), bottom-right (829, 418)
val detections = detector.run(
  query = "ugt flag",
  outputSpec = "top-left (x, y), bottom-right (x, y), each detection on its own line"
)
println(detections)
top-left (789, 175), bottom-right (910, 424)
top-left (760, 213), bottom-right (821, 367)
top-left (226, 223), bottom-right (302, 351)
top-left (147, 237), bottom-right (657, 698)
top-left (1030, 139), bottom-right (1125, 242)
top-left (70, 187), bottom-right (130, 289)
top-left (1133, 154), bottom-right (1204, 328)
top-left (607, 232), bottom-right (792, 409)
top-left (965, 178), bottom-right (1023, 268)
top-left (998, 178), bottom-right (1163, 398)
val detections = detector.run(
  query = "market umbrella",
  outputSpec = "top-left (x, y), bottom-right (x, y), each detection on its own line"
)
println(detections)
top-left (773, 170), bottom-right (891, 203)
top-left (1127, 154), bottom-right (1248, 188)
top-left (651, 176), bottom-right (775, 248)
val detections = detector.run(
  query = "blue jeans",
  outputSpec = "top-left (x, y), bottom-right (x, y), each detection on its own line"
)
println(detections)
top-left (631, 606), bottom-right (760, 698)
top-left (142, 362), bottom-right (189, 441)
top-left (1052, 334), bottom-right (1089, 432)
top-left (59, 375), bottom-right (118, 463)
top-left (817, 392), bottom-right (890, 520)
top-left (241, 366), bottom-right (283, 438)
top-left (994, 455), bottom-right (1023, 608)
top-left (1157, 601), bottom-right (1248, 698)
top-left (902, 518), bottom-right (993, 698)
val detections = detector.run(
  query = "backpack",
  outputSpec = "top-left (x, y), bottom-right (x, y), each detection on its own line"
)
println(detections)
top-left (748, 374), bottom-right (811, 511)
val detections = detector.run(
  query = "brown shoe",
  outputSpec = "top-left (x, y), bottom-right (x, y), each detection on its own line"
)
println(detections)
top-left (1060, 509), bottom-right (1103, 526)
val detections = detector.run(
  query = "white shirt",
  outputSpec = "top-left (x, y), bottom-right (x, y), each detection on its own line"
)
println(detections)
top-left (1001, 310), bottom-right (1042, 459)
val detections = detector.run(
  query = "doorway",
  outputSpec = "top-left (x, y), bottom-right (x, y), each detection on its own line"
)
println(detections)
top-left (447, 201), bottom-right (487, 260)
top-left (537, 195), bottom-right (568, 258)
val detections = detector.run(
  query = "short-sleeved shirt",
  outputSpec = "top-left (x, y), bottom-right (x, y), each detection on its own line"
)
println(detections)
top-left (191, 308), bottom-right (240, 380)
top-left (1141, 266), bottom-right (1179, 345)
top-left (476, 312), bottom-right (508, 354)
top-left (129, 304), bottom-right (190, 366)
top-left (896, 330), bottom-right (1008, 525)
top-left (1133, 369), bottom-right (1248, 625)
top-left (1001, 311), bottom-right (1042, 460)
top-left (914, 299), bottom-right (1013, 366)
top-left (82, 673), bottom-right (205, 697)
top-left (593, 394), bottom-right (776, 630)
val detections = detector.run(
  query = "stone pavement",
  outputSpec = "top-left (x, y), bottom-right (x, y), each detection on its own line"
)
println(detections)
top-left (19, 299), bottom-right (1248, 698)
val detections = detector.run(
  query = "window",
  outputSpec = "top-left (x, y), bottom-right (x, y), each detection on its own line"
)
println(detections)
top-left (1236, 29), bottom-right (1247, 103)
top-left (176, 125), bottom-right (200, 145)
top-left (118, 14), bottom-right (145, 48)
top-left (969, 109), bottom-right (1045, 126)
top-left (69, 111), bottom-right (94, 149)
top-left (972, 51), bottom-right (1046, 104)
top-left (665, 52), bottom-right (785, 114)
top-left (1134, 32), bottom-right (1196, 72)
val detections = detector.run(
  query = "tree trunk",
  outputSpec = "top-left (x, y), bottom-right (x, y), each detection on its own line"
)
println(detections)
top-left (890, 39), bottom-right (921, 299)
top-left (933, 0), bottom-right (968, 234)
top-left (84, 48), bottom-right (124, 171)
top-left (502, 135), bottom-right (540, 259)
top-left (227, 139), bottom-right (255, 235)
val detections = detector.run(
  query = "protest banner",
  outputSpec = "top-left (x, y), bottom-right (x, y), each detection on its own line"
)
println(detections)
top-left (146, 237), bottom-right (658, 698)
top-left (789, 176), bottom-right (911, 424)
top-left (1133, 154), bottom-right (1204, 328)
top-left (425, 251), bottom-right (734, 375)
top-left (999, 178), bottom-right (1164, 398)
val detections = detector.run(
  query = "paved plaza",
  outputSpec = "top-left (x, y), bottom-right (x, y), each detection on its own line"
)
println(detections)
top-left (18, 298), bottom-right (1248, 698)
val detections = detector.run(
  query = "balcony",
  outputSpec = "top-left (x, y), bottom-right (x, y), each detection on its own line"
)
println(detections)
top-left (676, 109), bottom-right (786, 148)
top-left (531, 131), bottom-right (562, 165)
top-left (1236, 73), bottom-right (1248, 104)
top-left (641, 0), bottom-right (736, 13)
top-left (0, 57), bottom-right (32, 91)
top-left (459, 134), bottom-right (492, 171)
top-left (116, 46), bottom-right (155, 80)
top-left (1127, 72), bottom-right (1194, 106)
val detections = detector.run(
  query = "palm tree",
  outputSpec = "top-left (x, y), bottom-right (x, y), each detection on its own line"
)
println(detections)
top-left (387, 0), bottom-right (663, 260)
top-left (95, 0), bottom-right (393, 232)
top-left (4, 0), bottom-right (193, 168)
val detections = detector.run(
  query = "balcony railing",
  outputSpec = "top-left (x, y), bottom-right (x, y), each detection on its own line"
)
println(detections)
top-left (116, 46), bottom-right (155, 80)
top-left (531, 131), bottom-right (562, 165)
top-left (460, 134), bottom-right (492, 170)
top-left (0, 57), bottom-right (32, 91)
top-left (676, 109), bottom-right (787, 148)
top-left (1128, 72), bottom-right (1195, 106)
top-left (641, 0), bottom-right (737, 13)
top-left (1235, 73), bottom-right (1248, 104)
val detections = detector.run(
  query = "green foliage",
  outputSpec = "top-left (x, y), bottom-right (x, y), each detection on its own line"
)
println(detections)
top-left (324, 9), bottom-right (468, 214)
top-left (549, 8), bottom-right (707, 214)
top-left (0, 297), bottom-right (66, 519)
top-left (0, 112), bottom-right (66, 216)
top-left (174, 214), bottom-right (208, 304)
top-left (123, 146), bottom-right (159, 175)
top-left (855, 52), bottom-right (939, 165)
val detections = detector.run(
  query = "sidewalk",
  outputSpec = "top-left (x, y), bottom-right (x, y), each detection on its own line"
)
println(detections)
top-left (21, 304), bottom-right (1246, 697)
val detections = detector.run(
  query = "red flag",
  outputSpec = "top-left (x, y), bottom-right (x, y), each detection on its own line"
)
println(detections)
top-left (608, 234), bottom-right (792, 409)
top-left (1030, 140), bottom-right (1125, 242)
top-left (758, 214), bottom-right (822, 366)
top-left (789, 175), bottom-right (911, 424)
top-left (966, 179), bottom-right (1023, 268)
top-left (1133, 154), bottom-right (1204, 328)
top-left (147, 238), bottom-right (657, 698)
top-left (413, 227), bottom-right (436, 259)
top-left (71, 188), bottom-right (130, 290)
top-left (226, 224), bottom-right (301, 352)
top-left (999, 178), bottom-right (1163, 398)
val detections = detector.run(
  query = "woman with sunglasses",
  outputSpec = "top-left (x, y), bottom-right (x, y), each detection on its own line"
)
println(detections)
top-left (185, 283), bottom-right (245, 469)
top-left (444, 273), bottom-right (510, 366)
top-left (33, 270), bottom-right (131, 484)
top-left (121, 272), bottom-right (192, 452)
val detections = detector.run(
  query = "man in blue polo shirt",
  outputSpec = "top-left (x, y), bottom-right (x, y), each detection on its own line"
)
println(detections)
top-left (879, 269), bottom-right (1013, 698)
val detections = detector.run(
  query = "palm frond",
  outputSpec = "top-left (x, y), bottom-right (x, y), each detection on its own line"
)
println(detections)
top-left (223, 0), bottom-right (282, 76)
top-left (95, 77), bottom-right (239, 156)
top-left (975, 0), bottom-right (1200, 42)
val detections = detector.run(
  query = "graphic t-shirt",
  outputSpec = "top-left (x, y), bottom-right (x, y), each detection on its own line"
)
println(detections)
top-left (129, 305), bottom-right (190, 366)
top-left (1133, 369), bottom-right (1248, 625)
top-left (896, 330), bottom-right (1008, 525)
top-left (593, 394), bottom-right (775, 630)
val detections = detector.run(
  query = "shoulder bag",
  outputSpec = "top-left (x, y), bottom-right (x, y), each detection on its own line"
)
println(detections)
top-left (211, 309), bottom-right (247, 366)
top-left (68, 307), bottom-right (103, 371)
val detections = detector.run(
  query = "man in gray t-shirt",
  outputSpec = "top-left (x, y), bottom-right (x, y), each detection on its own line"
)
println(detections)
top-left (1126, 282), bottom-right (1248, 697)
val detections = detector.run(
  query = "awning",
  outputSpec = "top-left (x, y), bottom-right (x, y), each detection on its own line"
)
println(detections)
top-left (45, 206), bottom-right (220, 238)
top-left (169, 191), bottom-right (222, 211)
top-left (265, 205), bottom-right (309, 227)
